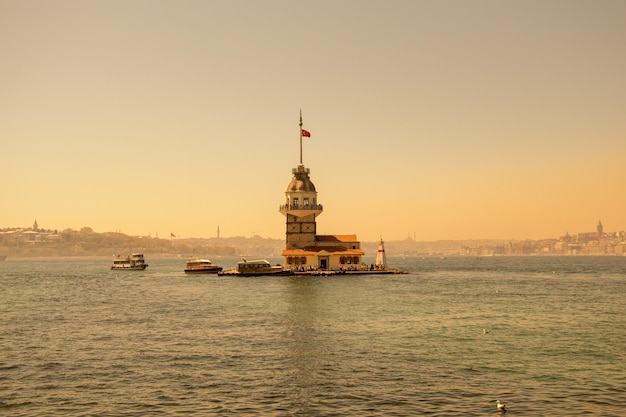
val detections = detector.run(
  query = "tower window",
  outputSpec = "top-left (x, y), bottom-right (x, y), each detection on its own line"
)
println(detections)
top-left (292, 198), bottom-right (299, 208)
top-left (304, 198), bottom-right (309, 207)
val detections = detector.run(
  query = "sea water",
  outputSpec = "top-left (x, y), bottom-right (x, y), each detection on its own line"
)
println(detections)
top-left (1, 256), bottom-right (624, 416)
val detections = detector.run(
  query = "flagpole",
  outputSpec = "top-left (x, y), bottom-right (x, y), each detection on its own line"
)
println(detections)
top-left (299, 109), bottom-right (303, 165)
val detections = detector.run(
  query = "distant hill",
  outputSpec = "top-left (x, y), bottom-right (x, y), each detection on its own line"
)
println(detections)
top-left (3, 226), bottom-right (623, 257)
top-left (1, 227), bottom-right (494, 258)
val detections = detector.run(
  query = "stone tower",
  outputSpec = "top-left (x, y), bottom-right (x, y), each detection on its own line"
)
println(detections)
top-left (279, 164), bottom-right (323, 249)
top-left (279, 112), bottom-right (364, 272)
top-left (279, 112), bottom-right (323, 249)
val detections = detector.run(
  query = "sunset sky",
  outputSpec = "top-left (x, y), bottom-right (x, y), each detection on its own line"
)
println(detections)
top-left (2, 0), bottom-right (625, 242)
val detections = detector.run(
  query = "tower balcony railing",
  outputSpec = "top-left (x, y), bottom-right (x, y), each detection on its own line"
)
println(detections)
top-left (279, 203), bottom-right (323, 212)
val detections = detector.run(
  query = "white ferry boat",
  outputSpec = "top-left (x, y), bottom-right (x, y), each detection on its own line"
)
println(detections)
top-left (184, 257), bottom-right (223, 274)
top-left (218, 259), bottom-right (293, 277)
top-left (111, 253), bottom-right (148, 270)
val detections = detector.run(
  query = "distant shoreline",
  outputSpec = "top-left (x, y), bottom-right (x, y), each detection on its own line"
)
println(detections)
top-left (2, 226), bottom-right (625, 257)
top-left (3, 253), bottom-right (624, 260)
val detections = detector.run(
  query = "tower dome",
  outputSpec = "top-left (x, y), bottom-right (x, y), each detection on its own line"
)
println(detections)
top-left (281, 165), bottom-right (322, 214)
top-left (279, 164), bottom-right (323, 241)
top-left (286, 166), bottom-right (317, 192)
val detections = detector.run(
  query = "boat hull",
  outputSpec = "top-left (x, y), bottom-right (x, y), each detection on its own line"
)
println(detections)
top-left (111, 265), bottom-right (148, 270)
top-left (218, 269), bottom-right (293, 277)
top-left (184, 267), bottom-right (222, 274)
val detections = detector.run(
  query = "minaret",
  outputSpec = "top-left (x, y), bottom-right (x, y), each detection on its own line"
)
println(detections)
top-left (279, 112), bottom-right (323, 249)
top-left (597, 220), bottom-right (603, 237)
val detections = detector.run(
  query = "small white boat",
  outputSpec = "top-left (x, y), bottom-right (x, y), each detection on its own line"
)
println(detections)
top-left (218, 259), bottom-right (293, 277)
top-left (184, 257), bottom-right (222, 274)
top-left (111, 253), bottom-right (148, 270)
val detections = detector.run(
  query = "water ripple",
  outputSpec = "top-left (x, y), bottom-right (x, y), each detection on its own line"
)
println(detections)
top-left (1, 257), bottom-right (625, 415)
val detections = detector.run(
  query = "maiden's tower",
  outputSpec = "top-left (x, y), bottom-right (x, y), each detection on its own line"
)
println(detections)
top-left (279, 113), bottom-right (364, 271)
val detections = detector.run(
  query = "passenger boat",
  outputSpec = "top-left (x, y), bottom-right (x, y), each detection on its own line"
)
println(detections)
top-left (218, 259), bottom-right (293, 276)
top-left (111, 253), bottom-right (148, 270)
top-left (184, 257), bottom-right (222, 274)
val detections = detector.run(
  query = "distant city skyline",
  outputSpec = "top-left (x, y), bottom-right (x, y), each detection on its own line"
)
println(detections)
top-left (3, 217), bottom-right (626, 259)
top-left (2, 218), bottom-right (621, 244)
top-left (2, 1), bottom-right (625, 241)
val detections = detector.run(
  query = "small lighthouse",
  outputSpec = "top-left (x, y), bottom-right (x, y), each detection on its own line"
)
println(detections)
top-left (375, 238), bottom-right (387, 270)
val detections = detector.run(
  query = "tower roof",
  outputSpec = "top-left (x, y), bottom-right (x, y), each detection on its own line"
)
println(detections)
top-left (286, 165), bottom-right (316, 193)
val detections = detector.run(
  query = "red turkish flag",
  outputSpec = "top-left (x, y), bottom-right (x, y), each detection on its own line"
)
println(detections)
top-left (301, 129), bottom-right (311, 137)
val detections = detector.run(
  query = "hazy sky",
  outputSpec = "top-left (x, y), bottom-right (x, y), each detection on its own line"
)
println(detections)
top-left (2, 0), bottom-right (625, 242)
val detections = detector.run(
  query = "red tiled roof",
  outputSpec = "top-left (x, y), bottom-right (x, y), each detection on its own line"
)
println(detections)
top-left (315, 234), bottom-right (359, 243)
top-left (282, 247), bottom-right (364, 256)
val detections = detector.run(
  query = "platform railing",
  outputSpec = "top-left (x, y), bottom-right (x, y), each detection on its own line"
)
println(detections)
top-left (279, 203), bottom-right (323, 211)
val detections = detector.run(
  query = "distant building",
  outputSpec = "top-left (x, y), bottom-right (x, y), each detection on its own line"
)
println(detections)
top-left (462, 220), bottom-right (626, 256)
top-left (597, 220), bottom-right (603, 237)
